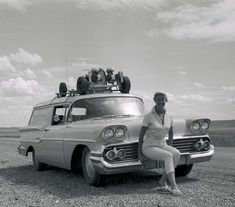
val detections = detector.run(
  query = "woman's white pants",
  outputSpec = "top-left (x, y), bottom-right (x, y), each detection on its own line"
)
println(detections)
top-left (142, 144), bottom-right (181, 174)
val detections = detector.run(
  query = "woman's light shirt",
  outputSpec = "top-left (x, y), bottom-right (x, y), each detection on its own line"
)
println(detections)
top-left (142, 107), bottom-right (173, 147)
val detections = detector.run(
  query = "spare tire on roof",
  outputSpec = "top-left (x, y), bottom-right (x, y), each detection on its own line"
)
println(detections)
top-left (120, 76), bottom-right (131, 93)
top-left (77, 77), bottom-right (89, 95)
top-left (59, 82), bottom-right (67, 97)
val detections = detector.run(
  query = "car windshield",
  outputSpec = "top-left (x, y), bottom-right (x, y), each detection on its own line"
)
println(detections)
top-left (68, 96), bottom-right (144, 121)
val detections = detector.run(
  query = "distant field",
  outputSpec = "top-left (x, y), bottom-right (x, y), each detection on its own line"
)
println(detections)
top-left (0, 120), bottom-right (234, 146)
top-left (0, 127), bottom-right (20, 138)
top-left (209, 120), bottom-right (235, 147)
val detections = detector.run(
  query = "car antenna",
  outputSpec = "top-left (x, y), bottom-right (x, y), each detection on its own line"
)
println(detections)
top-left (65, 55), bottom-right (69, 90)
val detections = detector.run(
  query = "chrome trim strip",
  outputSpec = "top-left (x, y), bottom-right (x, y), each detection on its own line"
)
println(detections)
top-left (90, 155), bottom-right (142, 168)
top-left (29, 138), bottom-right (96, 143)
top-left (19, 127), bottom-right (43, 133)
top-left (20, 139), bottom-right (42, 143)
top-left (63, 139), bottom-right (96, 143)
top-left (165, 134), bottom-right (210, 140)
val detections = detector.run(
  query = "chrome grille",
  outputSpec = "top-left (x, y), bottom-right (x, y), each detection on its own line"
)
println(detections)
top-left (103, 137), bottom-right (210, 163)
top-left (169, 137), bottom-right (210, 153)
top-left (103, 143), bottom-right (138, 163)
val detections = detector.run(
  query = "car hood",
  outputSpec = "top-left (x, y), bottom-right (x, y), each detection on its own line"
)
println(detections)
top-left (67, 116), bottom-right (142, 142)
top-left (69, 116), bottom-right (209, 141)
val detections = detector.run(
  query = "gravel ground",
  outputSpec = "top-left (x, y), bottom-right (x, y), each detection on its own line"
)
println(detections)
top-left (0, 139), bottom-right (234, 207)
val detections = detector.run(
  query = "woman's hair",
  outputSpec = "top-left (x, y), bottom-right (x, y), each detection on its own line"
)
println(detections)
top-left (153, 92), bottom-right (168, 102)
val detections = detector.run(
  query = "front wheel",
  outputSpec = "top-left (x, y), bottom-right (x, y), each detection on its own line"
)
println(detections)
top-left (175, 164), bottom-right (193, 177)
top-left (82, 147), bottom-right (106, 186)
top-left (32, 149), bottom-right (47, 171)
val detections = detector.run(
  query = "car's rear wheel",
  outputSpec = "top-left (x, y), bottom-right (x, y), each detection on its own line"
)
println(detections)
top-left (32, 149), bottom-right (47, 171)
top-left (82, 147), bottom-right (106, 186)
top-left (175, 164), bottom-right (193, 177)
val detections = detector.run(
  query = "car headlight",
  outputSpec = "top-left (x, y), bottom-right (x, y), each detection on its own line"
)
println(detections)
top-left (115, 127), bottom-right (125, 140)
top-left (191, 121), bottom-right (201, 133)
top-left (102, 126), bottom-right (128, 142)
top-left (195, 139), bottom-right (210, 151)
top-left (195, 139), bottom-right (203, 151)
top-left (201, 121), bottom-right (209, 131)
top-left (105, 150), bottom-right (116, 160)
top-left (202, 140), bottom-right (210, 150)
top-left (103, 128), bottom-right (114, 140)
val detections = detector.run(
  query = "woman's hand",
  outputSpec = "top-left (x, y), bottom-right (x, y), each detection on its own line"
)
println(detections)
top-left (168, 126), bottom-right (173, 146)
top-left (138, 126), bottom-right (148, 160)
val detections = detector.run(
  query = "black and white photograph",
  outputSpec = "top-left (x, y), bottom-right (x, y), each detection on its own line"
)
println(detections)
top-left (0, 0), bottom-right (234, 206)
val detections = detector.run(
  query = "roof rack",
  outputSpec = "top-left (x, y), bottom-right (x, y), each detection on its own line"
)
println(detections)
top-left (55, 89), bottom-right (78, 98)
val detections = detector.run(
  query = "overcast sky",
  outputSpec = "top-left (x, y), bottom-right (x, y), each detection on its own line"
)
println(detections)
top-left (0, 0), bottom-right (235, 127)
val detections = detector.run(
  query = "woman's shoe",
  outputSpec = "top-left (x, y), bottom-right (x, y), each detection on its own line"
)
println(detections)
top-left (155, 185), bottom-right (171, 193)
top-left (171, 188), bottom-right (182, 196)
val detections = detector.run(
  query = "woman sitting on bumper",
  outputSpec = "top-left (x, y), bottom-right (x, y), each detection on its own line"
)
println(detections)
top-left (138, 92), bottom-right (181, 196)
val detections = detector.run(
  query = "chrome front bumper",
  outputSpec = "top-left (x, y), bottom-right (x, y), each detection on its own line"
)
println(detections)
top-left (90, 145), bottom-right (214, 174)
top-left (90, 155), bottom-right (142, 174)
top-left (178, 145), bottom-right (214, 165)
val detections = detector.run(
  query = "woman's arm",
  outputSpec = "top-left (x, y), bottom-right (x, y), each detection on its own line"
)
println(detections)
top-left (138, 126), bottom-right (148, 159)
top-left (168, 126), bottom-right (173, 146)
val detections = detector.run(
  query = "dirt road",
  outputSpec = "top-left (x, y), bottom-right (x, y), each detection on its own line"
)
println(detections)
top-left (0, 138), bottom-right (234, 207)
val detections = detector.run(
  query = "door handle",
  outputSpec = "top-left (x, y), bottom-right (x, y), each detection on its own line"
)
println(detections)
top-left (44, 128), bottom-right (50, 131)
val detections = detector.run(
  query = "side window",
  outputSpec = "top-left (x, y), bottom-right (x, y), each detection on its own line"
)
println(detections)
top-left (68, 102), bottom-right (88, 122)
top-left (29, 107), bottom-right (52, 126)
top-left (52, 106), bottom-right (67, 125)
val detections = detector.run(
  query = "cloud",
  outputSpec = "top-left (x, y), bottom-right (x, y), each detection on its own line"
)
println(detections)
top-left (75, 0), bottom-right (165, 11)
top-left (72, 61), bottom-right (103, 69)
top-left (222, 86), bottom-right (235, 90)
top-left (9, 48), bottom-right (43, 66)
top-left (146, 28), bottom-right (160, 38)
top-left (68, 77), bottom-right (76, 90)
top-left (172, 66), bottom-right (187, 75)
top-left (178, 70), bottom-right (187, 76)
top-left (174, 94), bottom-right (212, 104)
top-left (42, 70), bottom-right (53, 79)
top-left (25, 68), bottom-right (37, 79)
top-left (0, 77), bottom-right (43, 96)
top-left (153, 0), bottom-right (235, 42)
top-left (227, 97), bottom-right (235, 103)
top-left (0, 108), bottom-right (10, 115)
top-left (0, 0), bottom-right (32, 12)
top-left (0, 49), bottom-right (42, 76)
top-left (0, 56), bottom-right (15, 72)
top-left (0, 0), bottom-right (166, 12)
top-left (0, 96), bottom-right (36, 126)
top-left (194, 82), bottom-right (204, 88)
